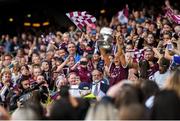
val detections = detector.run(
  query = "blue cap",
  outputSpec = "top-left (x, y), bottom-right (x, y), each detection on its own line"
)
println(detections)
top-left (91, 29), bottom-right (96, 35)
top-left (79, 82), bottom-right (91, 90)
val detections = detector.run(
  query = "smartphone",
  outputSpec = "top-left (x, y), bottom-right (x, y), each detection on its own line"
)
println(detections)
top-left (63, 68), bottom-right (69, 76)
top-left (130, 51), bottom-right (135, 58)
top-left (167, 43), bottom-right (173, 51)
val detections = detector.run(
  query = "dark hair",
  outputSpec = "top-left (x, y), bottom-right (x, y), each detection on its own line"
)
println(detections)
top-left (54, 57), bottom-right (64, 63)
top-left (139, 60), bottom-right (150, 79)
top-left (41, 60), bottom-right (52, 71)
top-left (115, 84), bottom-right (143, 108)
top-left (163, 31), bottom-right (172, 38)
top-left (23, 91), bottom-right (44, 119)
top-left (4, 53), bottom-right (13, 58)
top-left (159, 57), bottom-right (170, 71)
top-left (20, 65), bottom-right (29, 71)
top-left (17, 76), bottom-right (30, 90)
top-left (150, 22), bottom-right (157, 29)
top-left (163, 22), bottom-right (172, 29)
top-left (59, 47), bottom-right (68, 54)
top-left (59, 85), bottom-right (70, 98)
top-left (32, 51), bottom-right (39, 56)
top-left (141, 80), bottom-right (159, 102)
top-left (49, 98), bottom-right (77, 120)
top-left (151, 90), bottom-right (180, 120)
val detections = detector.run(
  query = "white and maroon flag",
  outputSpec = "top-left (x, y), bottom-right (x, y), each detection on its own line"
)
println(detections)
top-left (66, 11), bottom-right (96, 31)
top-left (117, 4), bottom-right (129, 24)
top-left (165, 0), bottom-right (180, 24)
top-left (166, 7), bottom-right (180, 24)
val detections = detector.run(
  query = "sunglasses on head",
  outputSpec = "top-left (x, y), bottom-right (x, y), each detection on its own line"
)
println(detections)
top-left (80, 61), bottom-right (88, 65)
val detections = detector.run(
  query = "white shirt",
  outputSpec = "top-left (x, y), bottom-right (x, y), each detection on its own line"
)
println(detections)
top-left (153, 71), bottom-right (170, 89)
top-left (69, 85), bottom-right (81, 97)
top-left (91, 82), bottom-right (105, 98)
top-left (145, 96), bottom-right (155, 109)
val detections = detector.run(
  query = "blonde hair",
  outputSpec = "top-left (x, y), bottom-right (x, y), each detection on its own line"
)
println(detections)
top-left (1, 67), bottom-right (11, 79)
top-left (85, 102), bottom-right (118, 120)
top-left (164, 68), bottom-right (180, 97)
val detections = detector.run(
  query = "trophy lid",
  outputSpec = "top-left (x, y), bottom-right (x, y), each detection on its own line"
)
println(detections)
top-left (100, 27), bottom-right (113, 35)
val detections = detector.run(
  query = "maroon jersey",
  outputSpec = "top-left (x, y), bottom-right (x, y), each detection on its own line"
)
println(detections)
top-left (76, 67), bottom-right (92, 83)
top-left (109, 64), bottom-right (128, 86)
top-left (148, 62), bottom-right (159, 78)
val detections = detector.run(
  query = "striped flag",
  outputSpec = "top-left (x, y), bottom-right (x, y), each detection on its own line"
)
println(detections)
top-left (66, 11), bottom-right (96, 31)
top-left (166, 7), bottom-right (180, 24)
top-left (127, 49), bottom-right (145, 62)
top-left (0, 86), bottom-right (10, 102)
top-left (117, 5), bottom-right (129, 24)
top-left (41, 33), bottom-right (56, 44)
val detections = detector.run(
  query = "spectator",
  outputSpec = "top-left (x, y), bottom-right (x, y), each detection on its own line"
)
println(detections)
top-left (74, 57), bottom-right (92, 83)
top-left (9, 76), bottom-right (31, 111)
top-left (67, 42), bottom-right (81, 63)
top-left (3, 53), bottom-right (13, 67)
top-left (41, 60), bottom-right (53, 90)
top-left (143, 48), bottom-right (159, 79)
top-left (85, 101), bottom-right (118, 120)
top-left (151, 90), bottom-right (180, 119)
top-left (118, 103), bottom-right (148, 120)
top-left (0, 106), bottom-right (10, 120)
top-left (140, 80), bottom-right (159, 108)
top-left (164, 67), bottom-right (180, 97)
top-left (91, 69), bottom-right (109, 98)
top-left (152, 57), bottom-right (170, 88)
top-left (0, 0), bottom-right (179, 119)
top-left (78, 82), bottom-right (96, 103)
top-left (11, 107), bottom-right (42, 120)
top-left (68, 72), bottom-right (81, 97)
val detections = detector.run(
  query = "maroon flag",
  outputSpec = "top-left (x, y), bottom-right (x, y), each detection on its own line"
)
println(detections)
top-left (117, 4), bottom-right (129, 24)
top-left (66, 11), bottom-right (96, 31)
top-left (166, 8), bottom-right (180, 24)
top-left (165, 0), bottom-right (180, 24)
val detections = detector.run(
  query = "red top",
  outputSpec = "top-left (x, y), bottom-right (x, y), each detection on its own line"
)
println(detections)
top-left (109, 64), bottom-right (128, 87)
top-left (76, 66), bottom-right (92, 83)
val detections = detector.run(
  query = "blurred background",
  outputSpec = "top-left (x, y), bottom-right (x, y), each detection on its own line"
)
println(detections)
top-left (0, 0), bottom-right (179, 35)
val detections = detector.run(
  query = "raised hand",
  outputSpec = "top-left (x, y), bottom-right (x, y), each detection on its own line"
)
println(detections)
top-left (165, 0), bottom-right (170, 8)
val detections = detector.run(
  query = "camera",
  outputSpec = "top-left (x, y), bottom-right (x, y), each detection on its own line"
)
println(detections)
top-left (18, 92), bottom-right (33, 105)
top-left (18, 81), bottom-right (46, 103)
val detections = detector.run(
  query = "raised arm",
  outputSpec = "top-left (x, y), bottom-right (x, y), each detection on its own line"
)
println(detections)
top-left (99, 48), bottom-right (111, 67)
top-left (56, 56), bottom-right (70, 72)
top-left (116, 35), bottom-right (127, 67)
top-left (164, 48), bottom-right (173, 60)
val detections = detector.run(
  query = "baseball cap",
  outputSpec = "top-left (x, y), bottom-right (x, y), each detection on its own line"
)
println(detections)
top-left (78, 82), bottom-right (91, 90)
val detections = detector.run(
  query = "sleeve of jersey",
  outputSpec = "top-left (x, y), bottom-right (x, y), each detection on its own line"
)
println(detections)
top-left (173, 56), bottom-right (180, 64)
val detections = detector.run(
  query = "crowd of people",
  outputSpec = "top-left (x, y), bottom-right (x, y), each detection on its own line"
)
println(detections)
top-left (0, 0), bottom-right (180, 120)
